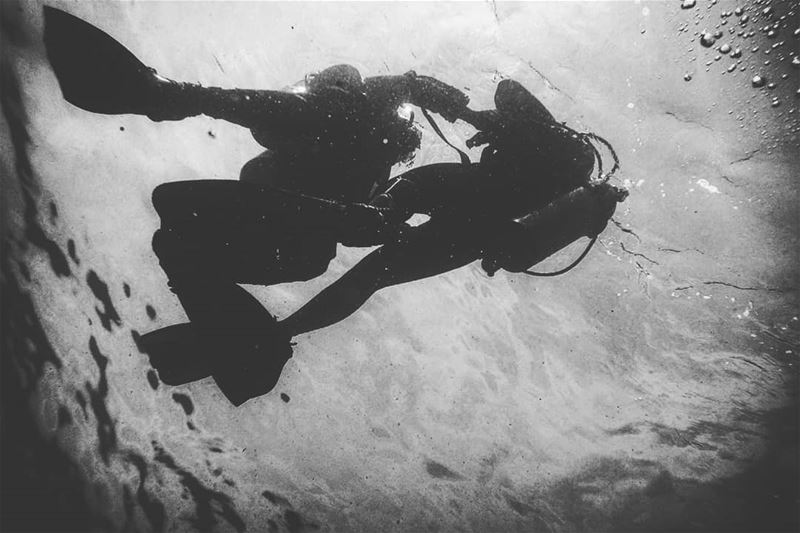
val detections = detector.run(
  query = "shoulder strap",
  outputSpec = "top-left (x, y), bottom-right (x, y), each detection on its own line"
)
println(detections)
top-left (420, 107), bottom-right (471, 165)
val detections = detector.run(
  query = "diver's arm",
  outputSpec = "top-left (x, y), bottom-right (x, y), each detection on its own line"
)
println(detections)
top-left (370, 163), bottom-right (489, 216)
top-left (370, 177), bottom-right (427, 214)
top-left (364, 72), bottom-right (470, 122)
top-left (370, 73), bottom-right (502, 130)
top-left (348, 162), bottom-right (509, 246)
top-left (363, 74), bottom-right (415, 109)
top-left (147, 77), bottom-right (323, 131)
top-left (460, 108), bottom-right (501, 132)
top-left (406, 73), bottom-right (470, 122)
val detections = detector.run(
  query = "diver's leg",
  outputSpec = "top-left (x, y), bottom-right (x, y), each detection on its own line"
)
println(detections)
top-left (152, 180), bottom-right (335, 275)
top-left (151, 181), bottom-right (335, 332)
top-left (149, 180), bottom-right (341, 402)
top-left (152, 181), bottom-right (268, 334)
top-left (280, 222), bottom-right (481, 336)
top-left (152, 180), bottom-right (244, 231)
top-left (239, 150), bottom-right (289, 188)
top-left (147, 221), bottom-right (276, 390)
top-left (152, 224), bottom-right (299, 405)
top-left (152, 228), bottom-right (275, 330)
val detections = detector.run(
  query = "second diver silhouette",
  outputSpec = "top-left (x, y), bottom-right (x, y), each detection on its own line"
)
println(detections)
top-left (277, 79), bottom-right (628, 362)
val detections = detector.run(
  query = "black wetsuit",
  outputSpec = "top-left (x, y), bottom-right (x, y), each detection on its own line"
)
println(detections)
top-left (279, 103), bottom-right (600, 336)
top-left (148, 69), bottom-right (470, 340)
top-left (148, 76), bottom-right (608, 405)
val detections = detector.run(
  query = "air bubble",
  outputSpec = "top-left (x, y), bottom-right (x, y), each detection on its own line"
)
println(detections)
top-left (700, 32), bottom-right (717, 47)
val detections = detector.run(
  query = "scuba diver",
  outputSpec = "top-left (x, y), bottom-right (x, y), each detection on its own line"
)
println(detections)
top-left (278, 79), bottom-right (627, 337)
top-left (44, 6), bottom-right (627, 406)
top-left (43, 7), bottom-right (472, 403)
top-left (146, 65), bottom-right (470, 403)
top-left (158, 78), bottom-right (626, 405)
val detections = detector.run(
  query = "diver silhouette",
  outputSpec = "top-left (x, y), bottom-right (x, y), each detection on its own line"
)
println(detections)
top-left (43, 6), bottom-right (627, 406)
top-left (279, 79), bottom-right (627, 337)
top-left (43, 6), bottom-right (473, 404)
top-left (146, 66), bottom-right (471, 404)
top-left (158, 79), bottom-right (626, 404)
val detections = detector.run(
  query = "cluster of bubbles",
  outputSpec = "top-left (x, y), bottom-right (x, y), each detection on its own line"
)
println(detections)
top-left (677, 0), bottom-right (799, 147)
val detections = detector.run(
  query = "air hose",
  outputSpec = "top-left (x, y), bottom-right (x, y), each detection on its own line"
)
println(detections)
top-left (521, 127), bottom-right (620, 277)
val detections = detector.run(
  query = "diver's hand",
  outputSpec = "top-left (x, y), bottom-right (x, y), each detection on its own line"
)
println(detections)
top-left (338, 203), bottom-right (406, 247)
top-left (409, 74), bottom-right (470, 123)
top-left (466, 130), bottom-right (494, 149)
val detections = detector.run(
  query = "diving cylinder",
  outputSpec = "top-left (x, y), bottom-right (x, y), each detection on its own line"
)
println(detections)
top-left (483, 182), bottom-right (627, 275)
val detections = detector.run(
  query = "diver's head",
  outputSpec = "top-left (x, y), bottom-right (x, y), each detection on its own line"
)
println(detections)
top-left (484, 79), bottom-right (598, 190)
top-left (494, 79), bottom-right (555, 125)
top-left (306, 64), bottom-right (365, 94)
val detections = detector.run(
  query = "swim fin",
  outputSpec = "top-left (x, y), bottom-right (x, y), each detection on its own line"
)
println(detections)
top-left (141, 320), bottom-right (293, 406)
top-left (211, 329), bottom-right (294, 407)
top-left (43, 6), bottom-right (158, 115)
top-left (141, 323), bottom-right (214, 386)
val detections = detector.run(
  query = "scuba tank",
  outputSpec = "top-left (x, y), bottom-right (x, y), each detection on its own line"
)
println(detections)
top-left (481, 182), bottom-right (628, 276)
top-left (477, 125), bottom-right (627, 277)
top-left (424, 88), bottom-right (628, 279)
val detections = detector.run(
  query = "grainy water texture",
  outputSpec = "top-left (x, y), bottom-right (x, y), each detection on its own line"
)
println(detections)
top-left (1, 1), bottom-right (798, 532)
